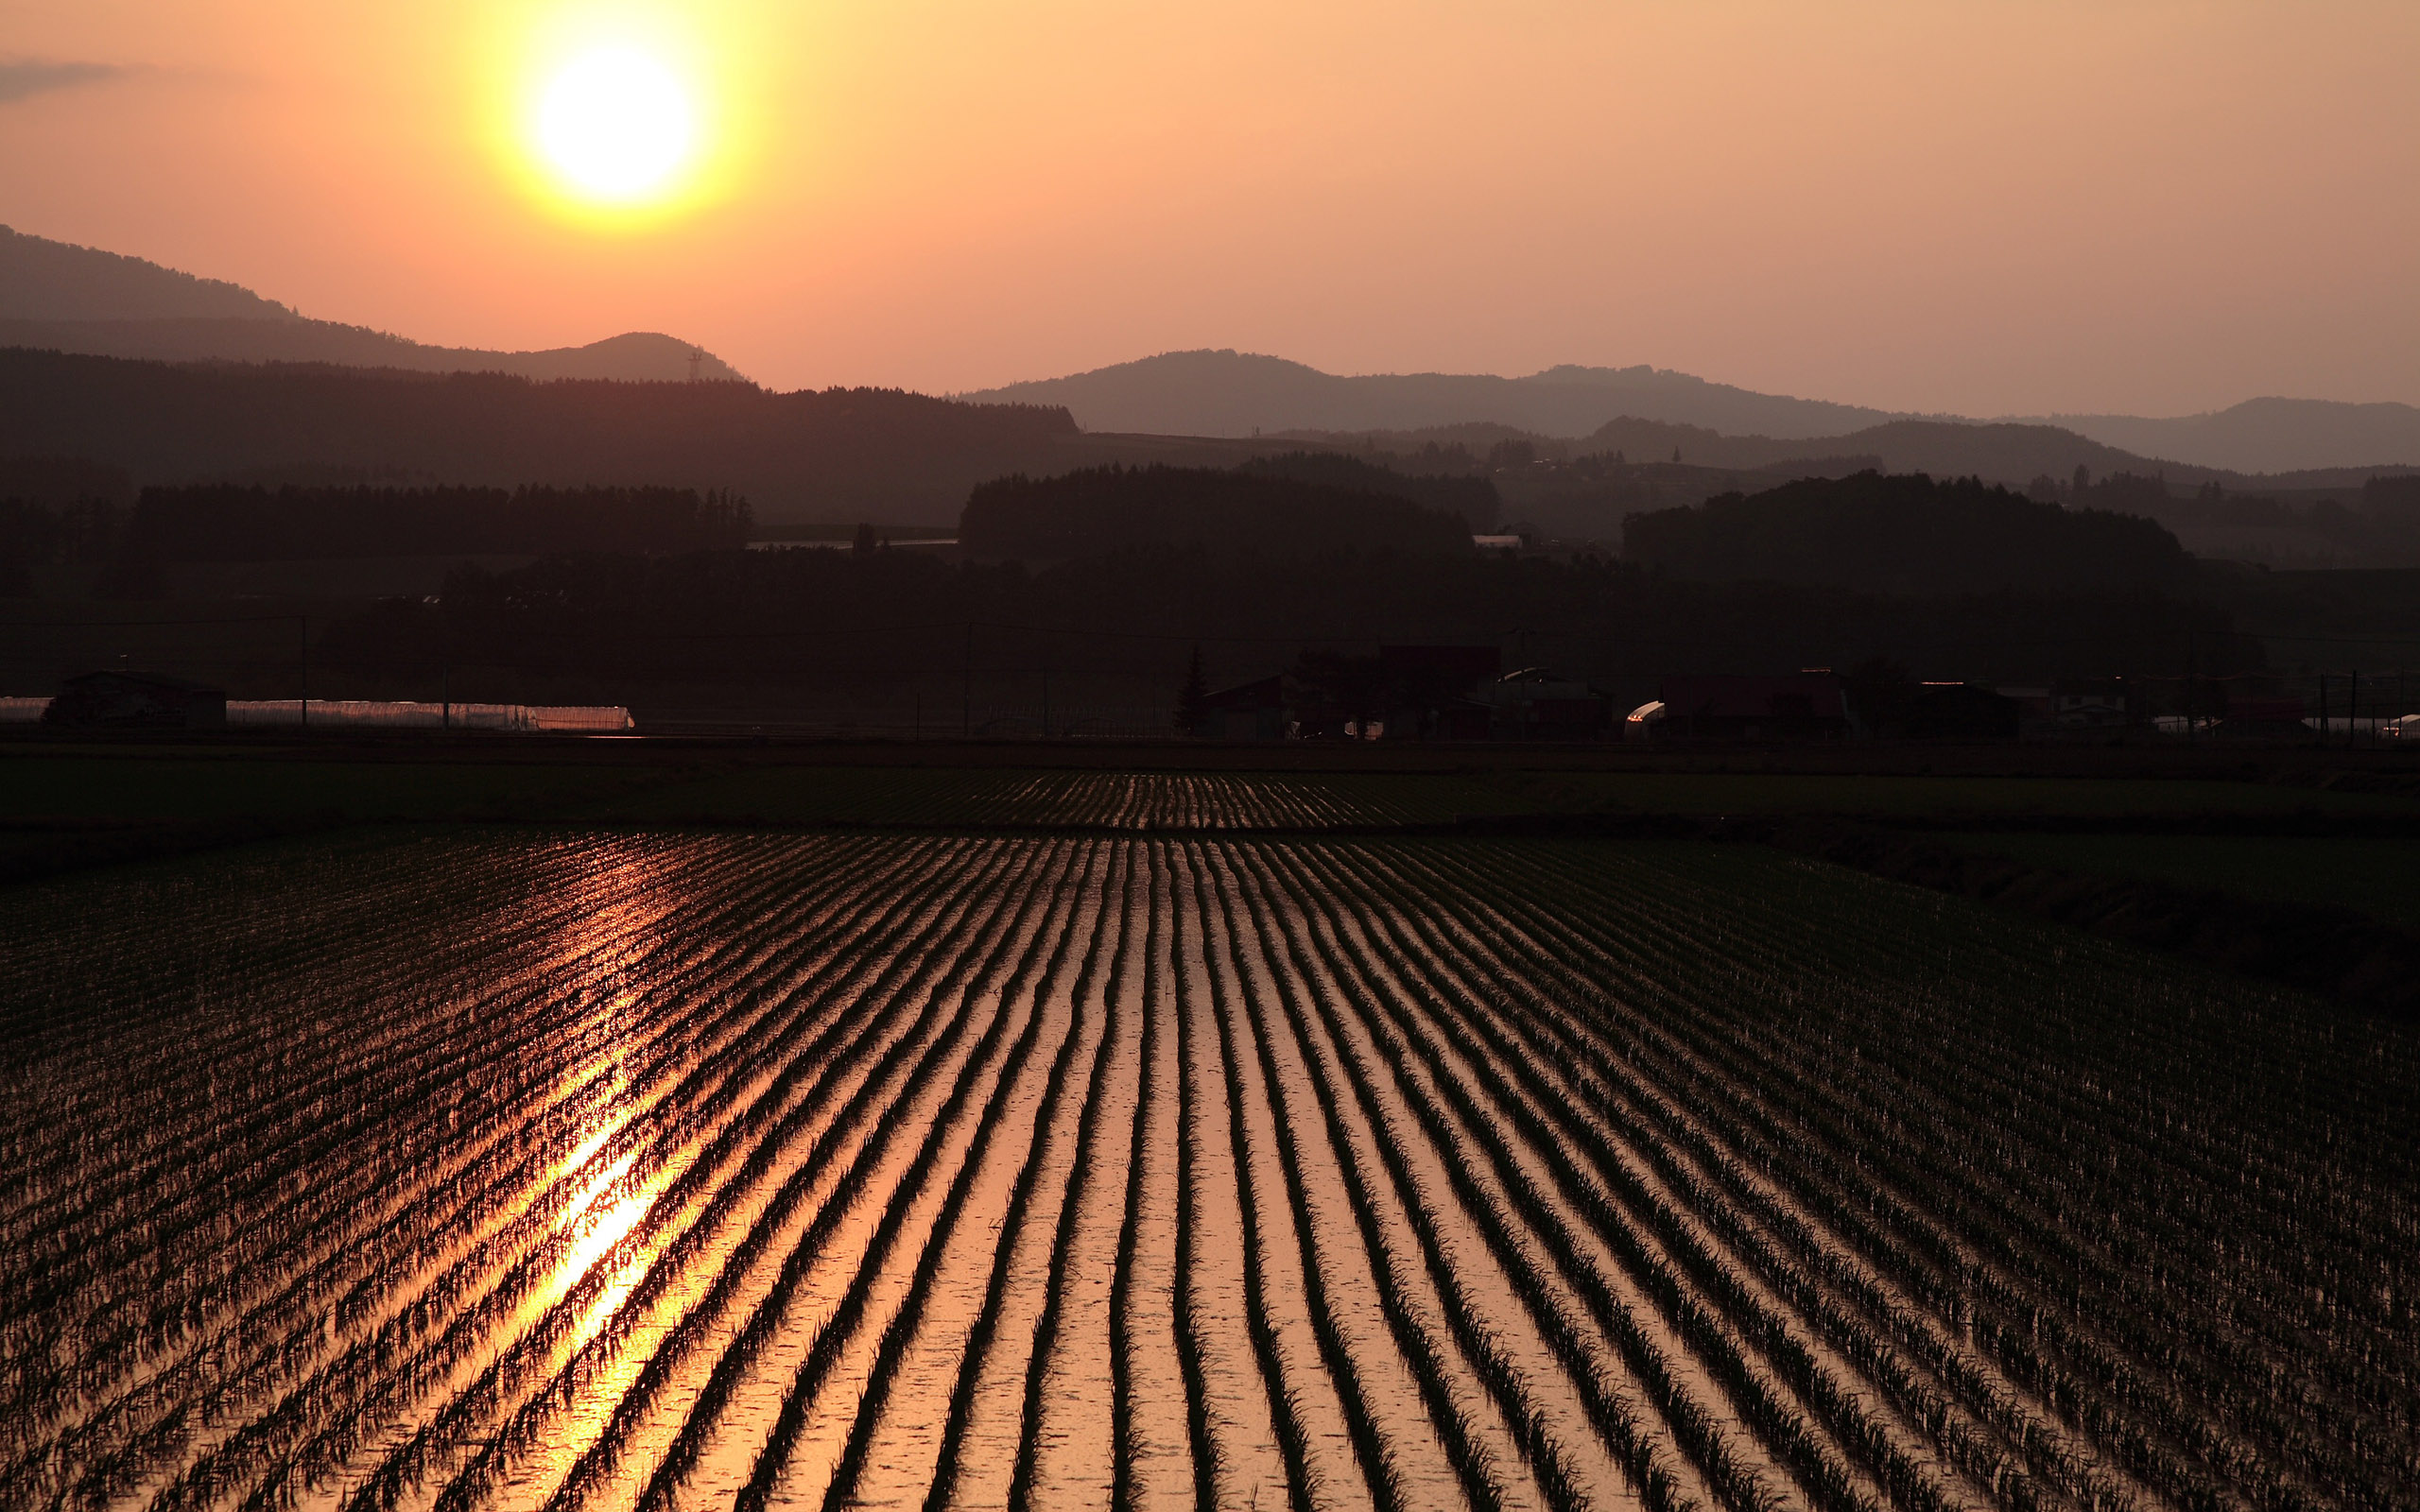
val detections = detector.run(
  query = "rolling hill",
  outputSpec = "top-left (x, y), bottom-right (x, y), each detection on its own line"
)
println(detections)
top-left (969, 349), bottom-right (2420, 473)
top-left (961, 349), bottom-right (1900, 441)
top-left (0, 224), bottom-right (746, 383)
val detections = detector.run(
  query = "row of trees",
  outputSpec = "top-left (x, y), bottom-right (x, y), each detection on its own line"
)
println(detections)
top-left (0, 484), bottom-right (754, 593)
top-left (321, 541), bottom-right (2262, 698)
top-left (121, 483), bottom-right (753, 560)
top-left (960, 463), bottom-right (1477, 561)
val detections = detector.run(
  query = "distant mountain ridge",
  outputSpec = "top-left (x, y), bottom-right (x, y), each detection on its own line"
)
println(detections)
top-left (2045, 399), bottom-right (2420, 475)
top-left (963, 350), bottom-right (1902, 442)
top-left (0, 224), bottom-right (745, 383)
top-left (967, 349), bottom-right (2420, 474)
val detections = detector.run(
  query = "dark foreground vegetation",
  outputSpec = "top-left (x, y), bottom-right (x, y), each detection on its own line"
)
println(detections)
top-left (314, 543), bottom-right (2264, 701)
top-left (960, 461), bottom-right (1482, 560)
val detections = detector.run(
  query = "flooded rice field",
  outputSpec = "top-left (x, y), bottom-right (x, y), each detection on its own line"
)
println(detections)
top-left (4, 831), bottom-right (2414, 1512)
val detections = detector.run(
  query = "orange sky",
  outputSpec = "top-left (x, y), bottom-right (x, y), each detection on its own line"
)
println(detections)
top-left (3, 1), bottom-right (2415, 416)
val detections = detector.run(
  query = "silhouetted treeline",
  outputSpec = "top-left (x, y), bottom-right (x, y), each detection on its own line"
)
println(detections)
top-left (2049, 469), bottom-right (2420, 564)
top-left (323, 542), bottom-right (2261, 701)
top-left (959, 464), bottom-right (1474, 560)
top-left (1624, 471), bottom-right (2189, 594)
top-left (122, 484), bottom-right (752, 561)
top-left (1236, 451), bottom-right (1499, 526)
top-left (0, 348), bottom-right (1078, 520)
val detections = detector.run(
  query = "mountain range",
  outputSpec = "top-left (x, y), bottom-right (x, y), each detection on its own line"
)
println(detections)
top-left (966, 351), bottom-right (2420, 475)
top-left (0, 225), bottom-right (746, 383)
top-left (6, 224), bottom-right (2419, 517)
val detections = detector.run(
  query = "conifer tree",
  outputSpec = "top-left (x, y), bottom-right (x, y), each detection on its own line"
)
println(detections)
top-left (1176, 645), bottom-right (1210, 735)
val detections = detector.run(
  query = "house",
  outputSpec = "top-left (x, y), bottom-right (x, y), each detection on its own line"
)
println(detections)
top-left (42, 670), bottom-right (228, 730)
top-left (1483, 667), bottom-right (1614, 740)
top-left (2217, 697), bottom-right (2310, 737)
top-left (1198, 675), bottom-right (1289, 741)
top-left (2050, 679), bottom-right (2140, 730)
top-left (1908, 682), bottom-right (2020, 740)
top-left (1655, 672), bottom-right (1853, 741)
top-left (1378, 644), bottom-right (1501, 739)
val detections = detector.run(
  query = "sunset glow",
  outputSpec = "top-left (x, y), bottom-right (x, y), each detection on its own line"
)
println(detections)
top-left (0, 1), bottom-right (2416, 410)
top-left (534, 47), bottom-right (697, 206)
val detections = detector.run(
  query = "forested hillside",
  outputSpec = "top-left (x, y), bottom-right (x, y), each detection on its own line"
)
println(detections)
top-left (0, 348), bottom-right (1077, 519)
top-left (960, 464), bottom-right (1476, 560)
top-left (1624, 472), bottom-right (2191, 593)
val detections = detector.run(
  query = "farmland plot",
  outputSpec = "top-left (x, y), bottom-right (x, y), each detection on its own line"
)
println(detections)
top-left (3, 832), bottom-right (2413, 1512)
top-left (594, 768), bottom-right (1510, 830)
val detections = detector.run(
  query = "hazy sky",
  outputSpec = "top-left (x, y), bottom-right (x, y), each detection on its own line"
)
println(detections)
top-left (3, 1), bottom-right (2415, 415)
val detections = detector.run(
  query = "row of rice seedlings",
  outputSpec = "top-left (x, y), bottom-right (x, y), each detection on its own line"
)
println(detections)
top-left (484, 836), bottom-right (1021, 1512)
top-left (415, 837), bottom-right (1019, 1509)
top-left (1255, 838), bottom-right (1736, 1512)
top-left (1273, 845), bottom-right (1779, 1512)
top-left (1243, 844), bottom-right (1629, 1512)
top-left (998, 844), bottom-right (1140, 1512)
top-left (1219, 845), bottom-right (1531, 1512)
top-left (1178, 844), bottom-right (1322, 1512)
top-left (1442, 841), bottom-right (2293, 1500)
top-left (1435, 879), bottom-right (2141, 1512)
top-left (3, 832), bottom-right (686, 1215)
top-left (128, 837), bottom-right (978, 1512)
top-left (0, 828), bottom-right (602, 1078)
top-left (720, 844), bottom-right (1103, 1512)
top-left (854, 849), bottom-right (1132, 1512)
top-left (3, 838), bottom-right (786, 1494)
top-left (1357, 843), bottom-right (1999, 1512)
top-left (1595, 839), bottom-right (2414, 1383)
top-left (625, 839), bottom-right (1084, 1504)
top-left (1413, 841), bottom-right (2381, 1500)
top-left (1380, 894), bottom-right (1993, 1512)
top-left (1639, 900), bottom-right (2420, 1509)
top-left (1108, 844), bottom-right (1167, 1512)
top-left (919, 850), bottom-right (1126, 1505)
top-left (559, 839), bottom-right (1079, 1512)
top-left (1167, 847), bottom-right (1224, 1512)
top-left (367, 844), bottom-right (996, 1512)
top-left (2, 833), bottom-right (724, 1366)
top-left (1201, 846), bottom-right (1411, 1512)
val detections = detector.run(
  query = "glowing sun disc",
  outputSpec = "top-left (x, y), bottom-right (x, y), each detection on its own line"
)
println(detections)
top-left (537, 47), bottom-right (696, 203)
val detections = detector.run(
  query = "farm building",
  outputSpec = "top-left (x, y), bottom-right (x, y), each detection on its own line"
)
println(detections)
top-left (1908, 682), bottom-right (2021, 740)
top-left (2050, 678), bottom-right (2142, 730)
top-left (1379, 644), bottom-right (1502, 739)
top-left (2217, 696), bottom-right (2310, 737)
top-left (1482, 667), bottom-right (1614, 740)
top-left (1655, 672), bottom-right (1854, 741)
top-left (1197, 674), bottom-right (1290, 741)
top-left (42, 670), bottom-right (227, 730)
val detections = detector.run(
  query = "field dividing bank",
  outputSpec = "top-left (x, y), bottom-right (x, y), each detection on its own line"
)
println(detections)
top-left (4, 831), bottom-right (2415, 1512)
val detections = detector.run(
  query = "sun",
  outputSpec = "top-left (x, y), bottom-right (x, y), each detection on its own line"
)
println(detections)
top-left (534, 46), bottom-right (697, 205)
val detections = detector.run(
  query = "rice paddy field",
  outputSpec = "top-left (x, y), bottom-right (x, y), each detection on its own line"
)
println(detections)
top-left (6, 815), bottom-right (2415, 1512)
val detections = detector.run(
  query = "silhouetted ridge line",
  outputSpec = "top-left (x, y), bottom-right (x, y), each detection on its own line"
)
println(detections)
top-left (1623, 471), bottom-right (2190, 594)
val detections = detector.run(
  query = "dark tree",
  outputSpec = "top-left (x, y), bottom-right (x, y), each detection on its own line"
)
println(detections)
top-left (1175, 645), bottom-right (1210, 735)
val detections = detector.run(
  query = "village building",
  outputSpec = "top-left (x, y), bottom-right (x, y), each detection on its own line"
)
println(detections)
top-left (42, 670), bottom-right (227, 730)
